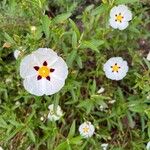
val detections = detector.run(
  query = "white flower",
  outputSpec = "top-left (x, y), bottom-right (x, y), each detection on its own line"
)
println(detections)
top-left (79, 121), bottom-right (95, 138)
top-left (30, 26), bottom-right (37, 32)
top-left (101, 143), bottom-right (108, 150)
top-left (147, 141), bottom-right (150, 150)
top-left (103, 57), bottom-right (128, 81)
top-left (14, 50), bottom-right (21, 59)
top-left (109, 5), bottom-right (132, 30)
top-left (48, 104), bottom-right (63, 121)
top-left (0, 147), bottom-right (4, 150)
top-left (97, 87), bottom-right (105, 94)
top-left (20, 48), bottom-right (68, 96)
top-left (40, 116), bottom-right (44, 121)
top-left (108, 99), bottom-right (116, 104)
top-left (147, 51), bottom-right (150, 61)
top-left (100, 104), bottom-right (108, 112)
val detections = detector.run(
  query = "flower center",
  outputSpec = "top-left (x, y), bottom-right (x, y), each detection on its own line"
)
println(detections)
top-left (38, 66), bottom-right (50, 77)
top-left (115, 13), bottom-right (124, 22)
top-left (111, 63), bottom-right (121, 72)
top-left (83, 127), bottom-right (89, 133)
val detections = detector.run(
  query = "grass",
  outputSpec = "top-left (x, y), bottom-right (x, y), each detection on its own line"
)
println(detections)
top-left (0, 0), bottom-right (150, 149)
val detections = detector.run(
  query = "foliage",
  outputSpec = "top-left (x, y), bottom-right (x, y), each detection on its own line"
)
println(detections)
top-left (0, 0), bottom-right (150, 149)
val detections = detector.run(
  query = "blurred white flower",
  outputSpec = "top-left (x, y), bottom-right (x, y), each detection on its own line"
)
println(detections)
top-left (147, 51), bottom-right (150, 61)
top-left (48, 104), bottom-right (63, 121)
top-left (103, 57), bottom-right (128, 81)
top-left (15, 101), bottom-right (21, 106)
top-left (14, 50), bottom-right (21, 59)
top-left (100, 104), bottom-right (108, 112)
top-left (147, 141), bottom-right (150, 150)
top-left (147, 94), bottom-right (150, 100)
top-left (101, 143), bottom-right (108, 150)
top-left (40, 116), bottom-right (44, 121)
top-left (20, 48), bottom-right (68, 96)
top-left (0, 146), bottom-right (3, 150)
top-left (97, 87), bottom-right (105, 94)
top-left (30, 26), bottom-right (37, 32)
top-left (109, 5), bottom-right (132, 30)
top-left (108, 100), bottom-right (116, 104)
top-left (79, 121), bottom-right (95, 138)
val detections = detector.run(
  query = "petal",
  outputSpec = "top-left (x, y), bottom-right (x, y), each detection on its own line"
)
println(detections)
top-left (123, 10), bottom-right (132, 21)
top-left (110, 6), bottom-right (118, 18)
top-left (43, 76), bottom-right (65, 95)
top-left (109, 18), bottom-right (119, 29)
top-left (50, 57), bottom-right (68, 80)
top-left (118, 21), bottom-right (129, 30)
top-left (23, 76), bottom-right (45, 96)
top-left (33, 48), bottom-right (59, 66)
top-left (117, 5), bottom-right (129, 13)
top-left (20, 54), bottom-right (38, 78)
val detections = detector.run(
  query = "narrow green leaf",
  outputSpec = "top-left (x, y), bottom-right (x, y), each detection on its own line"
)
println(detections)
top-left (116, 0), bottom-right (139, 4)
top-left (68, 120), bottom-right (76, 138)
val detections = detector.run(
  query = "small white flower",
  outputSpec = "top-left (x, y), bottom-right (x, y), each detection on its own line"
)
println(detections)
top-left (48, 104), bottom-right (63, 121)
top-left (108, 99), bottom-right (116, 104)
top-left (97, 87), bottom-right (105, 94)
top-left (15, 101), bottom-right (21, 106)
top-left (109, 5), bottom-right (132, 30)
top-left (100, 104), bottom-right (108, 112)
top-left (79, 121), bottom-right (95, 138)
top-left (101, 143), bottom-right (108, 150)
top-left (20, 48), bottom-right (68, 96)
top-left (0, 146), bottom-right (4, 150)
top-left (103, 57), bottom-right (128, 81)
top-left (14, 50), bottom-right (21, 59)
top-left (40, 116), bottom-right (44, 121)
top-left (30, 26), bottom-right (37, 32)
top-left (146, 141), bottom-right (150, 150)
top-left (147, 51), bottom-right (150, 61)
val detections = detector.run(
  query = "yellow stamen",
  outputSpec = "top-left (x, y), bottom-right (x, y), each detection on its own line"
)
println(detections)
top-left (111, 64), bottom-right (120, 72)
top-left (38, 66), bottom-right (50, 77)
top-left (115, 14), bottom-right (124, 22)
top-left (83, 127), bottom-right (89, 133)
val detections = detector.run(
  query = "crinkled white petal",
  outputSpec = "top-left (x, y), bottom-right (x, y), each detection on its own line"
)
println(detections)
top-left (79, 122), bottom-right (95, 138)
top-left (33, 48), bottom-right (58, 66)
top-left (20, 54), bottom-right (38, 78)
top-left (118, 21), bottom-right (129, 30)
top-left (147, 141), bottom-right (150, 150)
top-left (103, 57), bottom-right (128, 81)
top-left (109, 18), bottom-right (119, 29)
top-left (23, 76), bottom-right (45, 96)
top-left (50, 57), bottom-right (68, 80)
top-left (0, 147), bottom-right (3, 150)
top-left (48, 104), bottom-right (63, 121)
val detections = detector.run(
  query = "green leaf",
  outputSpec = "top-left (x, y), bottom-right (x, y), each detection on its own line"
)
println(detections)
top-left (115, 0), bottom-right (139, 4)
top-left (69, 19), bottom-right (80, 39)
top-left (72, 31), bottom-right (78, 49)
top-left (68, 120), bottom-right (76, 138)
top-left (41, 15), bottom-right (51, 38)
top-left (53, 13), bottom-right (72, 24)
top-left (3, 32), bottom-right (15, 44)
top-left (27, 128), bottom-right (36, 143)
top-left (66, 49), bottom-right (77, 67)
top-left (80, 41), bottom-right (99, 53)
top-left (55, 141), bottom-right (68, 150)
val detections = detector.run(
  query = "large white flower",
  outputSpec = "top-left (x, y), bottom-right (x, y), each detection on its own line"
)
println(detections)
top-left (103, 57), bottom-right (128, 81)
top-left (48, 104), bottom-right (63, 121)
top-left (20, 48), bottom-right (68, 96)
top-left (109, 5), bottom-right (132, 30)
top-left (79, 121), bottom-right (95, 138)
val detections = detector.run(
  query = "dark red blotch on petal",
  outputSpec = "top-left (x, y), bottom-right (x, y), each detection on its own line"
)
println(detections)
top-left (43, 61), bottom-right (48, 66)
top-left (37, 75), bottom-right (42, 80)
top-left (34, 66), bottom-right (39, 71)
top-left (50, 68), bottom-right (55, 72)
top-left (46, 76), bottom-right (50, 81)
